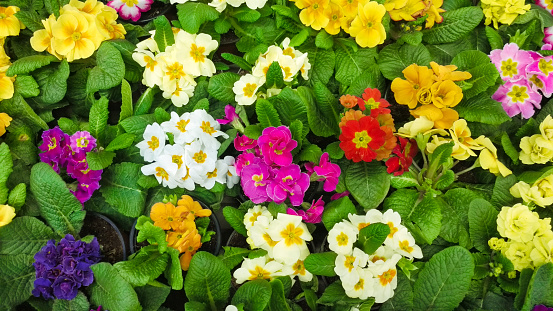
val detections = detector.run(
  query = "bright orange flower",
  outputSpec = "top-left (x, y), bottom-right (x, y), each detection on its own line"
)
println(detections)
top-left (150, 202), bottom-right (186, 231)
top-left (391, 64), bottom-right (434, 109)
top-left (339, 109), bottom-right (365, 128)
top-left (375, 125), bottom-right (397, 160)
top-left (177, 195), bottom-right (211, 220)
top-left (179, 251), bottom-right (194, 271)
top-left (340, 94), bottom-right (359, 109)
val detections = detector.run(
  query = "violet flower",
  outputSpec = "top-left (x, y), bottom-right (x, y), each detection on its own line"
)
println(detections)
top-left (287, 196), bottom-right (324, 223)
top-left (257, 126), bottom-right (297, 167)
top-left (533, 305), bottom-right (553, 311)
top-left (70, 131), bottom-right (97, 154)
top-left (39, 127), bottom-right (71, 172)
top-left (266, 164), bottom-right (310, 206)
top-left (240, 161), bottom-right (273, 204)
top-left (234, 134), bottom-right (258, 152)
top-left (313, 153), bottom-right (341, 192)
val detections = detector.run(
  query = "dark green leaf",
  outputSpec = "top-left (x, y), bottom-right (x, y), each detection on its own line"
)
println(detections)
top-left (304, 252), bottom-right (337, 277)
top-left (89, 263), bottom-right (141, 311)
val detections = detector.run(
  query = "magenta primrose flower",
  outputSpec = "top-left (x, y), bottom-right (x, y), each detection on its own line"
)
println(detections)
top-left (533, 305), bottom-right (553, 311)
top-left (526, 56), bottom-right (553, 97)
top-left (217, 105), bottom-right (240, 125)
top-left (313, 153), bottom-right (341, 192)
top-left (70, 131), bottom-right (96, 154)
top-left (287, 196), bottom-right (324, 223)
top-left (107, 0), bottom-right (153, 22)
top-left (489, 43), bottom-right (533, 81)
top-left (235, 152), bottom-right (262, 175)
top-left (241, 161), bottom-right (272, 204)
top-left (492, 80), bottom-right (542, 119)
top-left (234, 134), bottom-right (258, 152)
top-left (257, 126), bottom-right (297, 167)
top-left (330, 191), bottom-right (350, 201)
top-left (267, 164), bottom-right (310, 206)
top-left (545, 27), bottom-right (553, 46)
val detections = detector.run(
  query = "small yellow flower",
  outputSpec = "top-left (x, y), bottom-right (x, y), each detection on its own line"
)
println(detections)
top-left (391, 64), bottom-right (434, 109)
top-left (530, 235), bottom-right (553, 267)
top-left (324, 1), bottom-right (343, 35)
top-left (430, 62), bottom-right (472, 82)
top-left (95, 9), bottom-right (126, 40)
top-left (430, 80), bottom-right (463, 108)
top-left (488, 237), bottom-right (506, 251)
top-left (410, 105), bottom-right (459, 130)
top-left (0, 204), bottom-right (15, 227)
top-left (64, 0), bottom-right (105, 14)
top-left (387, 0), bottom-right (425, 21)
top-left (422, 0), bottom-right (445, 28)
top-left (481, 0), bottom-right (530, 29)
top-left (0, 6), bottom-right (25, 37)
top-left (540, 115), bottom-right (553, 141)
top-left (296, 0), bottom-right (331, 30)
top-left (0, 68), bottom-right (14, 101)
top-left (348, 1), bottom-right (387, 48)
top-left (52, 10), bottom-right (103, 62)
top-left (519, 134), bottom-right (553, 164)
top-left (0, 113), bottom-right (11, 136)
top-left (503, 240), bottom-right (534, 271)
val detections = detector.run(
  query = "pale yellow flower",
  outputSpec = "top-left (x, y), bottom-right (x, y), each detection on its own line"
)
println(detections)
top-left (0, 204), bottom-right (15, 227)
top-left (530, 235), bottom-right (553, 267)
top-left (540, 115), bottom-right (553, 141)
top-left (519, 134), bottom-right (553, 164)
top-left (475, 136), bottom-right (512, 177)
top-left (497, 203), bottom-right (540, 243)
top-left (503, 240), bottom-right (534, 271)
top-left (95, 9), bottom-right (126, 40)
top-left (0, 68), bottom-right (14, 101)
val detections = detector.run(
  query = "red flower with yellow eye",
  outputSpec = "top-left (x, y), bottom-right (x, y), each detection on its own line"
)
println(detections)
top-left (358, 88), bottom-right (391, 116)
top-left (339, 116), bottom-right (386, 162)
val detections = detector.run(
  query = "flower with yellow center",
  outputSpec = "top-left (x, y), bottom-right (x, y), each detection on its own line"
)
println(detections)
top-left (446, 119), bottom-right (483, 160)
top-left (141, 155), bottom-right (180, 188)
top-left (0, 6), bottom-right (25, 37)
top-left (430, 80), bottom-right (463, 108)
top-left (410, 105), bottom-right (459, 130)
top-left (52, 10), bottom-right (103, 62)
top-left (429, 62), bottom-right (471, 82)
top-left (519, 134), bottom-right (553, 164)
top-left (267, 213), bottom-right (312, 265)
top-left (348, 1), bottom-right (387, 48)
top-left (64, 0), bottom-right (105, 14)
top-left (391, 64), bottom-right (434, 109)
top-left (234, 256), bottom-right (284, 284)
top-left (422, 0), bottom-right (445, 28)
top-left (342, 267), bottom-right (374, 299)
top-left (0, 204), bottom-right (15, 227)
top-left (233, 74), bottom-right (262, 106)
top-left (0, 113), bottom-right (11, 136)
top-left (244, 205), bottom-right (273, 230)
top-left (95, 9), bottom-right (126, 40)
top-left (334, 247), bottom-right (369, 285)
top-left (391, 227), bottom-right (422, 259)
top-left (324, 1), bottom-right (343, 35)
top-left (136, 123), bottom-right (166, 162)
top-left (387, 0), bottom-right (425, 21)
top-left (296, 0), bottom-right (331, 30)
top-left (30, 15), bottom-right (63, 59)
top-left (328, 220), bottom-right (359, 255)
top-left (175, 31), bottom-right (217, 77)
top-left (367, 253), bottom-right (401, 303)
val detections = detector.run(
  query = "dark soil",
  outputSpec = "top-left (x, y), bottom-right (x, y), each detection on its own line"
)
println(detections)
top-left (80, 213), bottom-right (127, 264)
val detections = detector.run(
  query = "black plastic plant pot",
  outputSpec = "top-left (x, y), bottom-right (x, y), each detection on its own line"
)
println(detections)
top-left (80, 212), bottom-right (128, 264)
top-left (129, 201), bottom-right (222, 256)
top-left (125, 1), bottom-right (173, 26)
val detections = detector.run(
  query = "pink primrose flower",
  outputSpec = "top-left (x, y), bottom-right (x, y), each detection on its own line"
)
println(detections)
top-left (257, 126), bottom-right (297, 167)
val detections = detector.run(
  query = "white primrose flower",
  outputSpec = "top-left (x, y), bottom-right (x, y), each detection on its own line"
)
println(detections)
top-left (175, 31), bottom-right (218, 77)
top-left (244, 205), bottom-right (273, 231)
top-left (342, 267), bottom-right (374, 300)
top-left (281, 257), bottom-right (313, 282)
top-left (367, 253), bottom-right (401, 303)
top-left (267, 213), bottom-right (313, 265)
top-left (368, 245), bottom-right (397, 264)
top-left (297, 53), bottom-right (311, 80)
top-left (281, 38), bottom-right (310, 80)
top-left (328, 221), bottom-right (358, 255)
top-left (234, 256), bottom-right (284, 284)
top-left (188, 109), bottom-right (228, 149)
top-left (277, 54), bottom-right (298, 82)
top-left (348, 209), bottom-right (383, 231)
top-left (224, 156), bottom-right (240, 189)
top-left (225, 306), bottom-right (238, 311)
top-left (135, 34), bottom-right (159, 54)
top-left (335, 247), bottom-right (369, 286)
top-left (176, 165), bottom-right (196, 191)
top-left (209, 0), bottom-right (228, 12)
top-left (169, 0), bottom-right (197, 5)
top-left (136, 123), bottom-right (166, 162)
top-left (243, 0), bottom-right (267, 9)
top-left (141, 155), bottom-right (179, 188)
top-left (184, 140), bottom-right (217, 179)
top-left (200, 158), bottom-right (229, 190)
top-left (381, 209), bottom-right (404, 244)
top-left (132, 50), bottom-right (163, 88)
top-left (248, 215), bottom-right (276, 255)
top-left (160, 112), bottom-right (196, 145)
top-left (391, 227), bottom-right (423, 259)
top-left (161, 76), bottom-right (196, 107)
top-left (233, 74), bottom-right (262, 106)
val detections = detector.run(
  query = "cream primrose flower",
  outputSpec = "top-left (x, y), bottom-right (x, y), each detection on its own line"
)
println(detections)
top-left (342, 267), bottom-right (374, 300)
top-left (252, 45), bottom-right (284, 84)
top-left (510, 180), bottom-right (553, 208)
top-left (160, 112), bottom-right (196, 145)
top-left (503, 240), bottom-right (534, 271)
top-left (233, 74), bottom-right (262, 106)
top-left (368, 254), bottom-right (402, 303)
top-left (497, 203), bottom-right (540, 243)
top-left (248, 215), bottom-right (276, 256)
top-left (519, 134), bottom-right (553, 164)
top-left (368, 245), bottom-right (397, 264)
top-left (335, 247), bottom-right (369, 286)
top-left (267, 213), bottom-right (313, 265)
top-left (391, 227), bottom-right (423, 259)
top-left (348, 209), bottom-right (383, 231)
top-left (132, 49), bottom-right (163, 88)
top-left (530, 235), bottom-right (553, 266)
top-left (381, 209), bottom-right (403, 244)
top-left (278, 54), bottom-right (299, 83)
top-left (184, 140), bottom-right (217, 182)
top-left (535, 218), bottom-right (553, 239)
top-left (175, 31), bottom-right (217, 77)
top-left (169, 0), bottom-right (197, 4)
top-left (226, 0), bottom-right (267, 10)
top-left (188, 109), bottom-right (228, 149)
top-left (136, 123), bottom-right (166, 162)
top-left (141, 155), bottom-right (180, 188)
top-left (159, 48), bottom-right (197, 107)
top-left (397, 116), bottom-right (437, 138)
top-left (209, 0), bottom-right (228, 12)
top-left (244, 205), bottom-right (273, 231)
top-left (540, 115), bottom-right (553, 141)
top-left (201, 158), bottom-right (229, 190)
top-left (328, 220), bottom-right (359, 255)
top-left (224, 156), bottom-right (240, 189)
top-left (234, 256), bottom-right (284, 284)
top-left (475, 136), bottom-right (513, 177)
top-left (281, 257), bottom-right (313, 282)
top-left (281, 38), bottom-right (311, 80)
top-left (136, 34), bottom-right (160, 54)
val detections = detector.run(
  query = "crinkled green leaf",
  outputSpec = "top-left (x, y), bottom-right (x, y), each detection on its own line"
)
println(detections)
top-left (377, 43), bottom-right (431, 81)
top-left (440, 188), bottom-right (479, 248)
top-left (303, 45), bottom-right (335, 85)
top-left (491, 174), bottom-right (517, 208)
top-left (52, 291), bottom-right (89, 311)
top-left (115, 246), bottom-right (169, 287)
top-left (317, 282), bottom-right (365, 306)
top-left (273, 87), bottom-right (308, 127)
top-left (177, 2), bottom-right (219, 34)
top-left (267, 279), bottom-right (291, 311)
top-left (0, 93), bottom-right (48, 131)
top-left (120, 114), bottom-right (156, 135)
top-left (380, 271), bottom-right (413, 311)
top-left (298, 144), bottom-right (323, 163)
top-left (100, 162), bottom-right (146, 217)
top-left (346, 161), bottom-right (390, 211)
top-left (335, 44), bottom-right (377, 85)
top-left (185, 251), bottom-right (231, 310)
top-left (134, 87), bottom-right (157, 116)
top-left (232, 279), bottom-right (272, 311)
top-left (0, 254), bottom-right (35, 310)
top-left (135, 280), bottom-right (171, 311)
top-left (105, 133), bottom-right (136, 152)
top-left (208, 72), bottom-right (240, 104)
top-left (86, 150), bottom-right (116, 170)
top-left (0, 143), bottom-right (13, 204)
top-left (8, 183), bottom-right (26, 210)
top-left (14, 75), bottom-right (40, 98)
top-left (6, 55), bottom-right (59, 76)
top-left (120, 79), bottom-right (133, 122)
top-left (256, 99), bottom-right (281, 128)
top-left (0, 216), bottom-right (55, 255)
top-left (89, 263), bottom-right (141, 311)
top-left (468, 198), bottom-right (499, 253)
top-left (153, 16), bottom-right (175, 52)
top-left (33, 59), bottom-right (70, 105)
top-left (304, 252), bottom-right (337, 277)
top-left (87, 42), bottom-right (125, 93)
top-left (220, 246), bottom-right (250, 269)
top-left (422, 7), bottom-right (483, 44)
top-left (321, 196), bottom-right (357, 231)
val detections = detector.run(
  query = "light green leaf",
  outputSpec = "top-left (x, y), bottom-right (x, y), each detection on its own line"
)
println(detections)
top-left (335, 44), bottom-right (377, 85)
top-left (120, 79), bottom-right (133, 122)
top-left (273, 87), bottom-right (308, 127)
top-left (256, 99), bottom-right (281, 128)
top-left (0, 93), bottom-right (48, 131)
top-left (346, 161), bottom-right (390, 211)
top-left (6, 55), bottom-right (59, 76)
top-left (232, 279), bottom-right (272, 311)
top-left (315, 30), bottom-right (334, 49)
top-left (413, 246), bottom-right (474, 310)
top-left (289, 28), bottom-right (309, 47)
top-left (14, 75), bottom-right (40, 98)
top-left (357, 223), bottom-right (390, 254)
top-left (33, 60), bottom-right (70, 104)
top-left (304, 252), bottom-right (337, 277)
top-left (220, 246), bottom-right (250, 269)
top-left (325, 141), bottom-right (344, 160)
top-left (106, 133), bottom-right (136, 151)
top-left (298, 144), bottom-right (323, 163)
top-left (221, 53), bottom-right (252, 72)
top-left (14, 10), bottom-right (43, 32)
top-left (244, 124), bottom-right (263, 139)
top-left (422, 7), bottom-right (484, 44)
top-left (455, 96), bottom-right (511, 125)
top-left (8, 183), bottom-right (26, 210)
top-left (120, 114), bottom-right (156, 135)
top-left (519, 263), bottom-right (553, 310)
top-left (87, 42), bottom-right (125, 93)
top-left (266, 61), bottom-right (284, 89)
top-left (89, 96), bottom-right (109, 145)
top-left (153, 16), bottom-right (175, 52)
top-left (30, 162), bottom-right (85, 236)
top-left (390, 171), bottom-right (419, 189)
top-left (134, 87), bottom-right (158, 116)
top-left (177, 2), bottom-right (219, 34)
top-left (52, 291), bottom-right (89, 311)
top-left (501, 133), bottom-right (519, 164)
top-left (100, 162), bottom-right (147, 217)
top-left (222, 206), bottom-right (247, 237)
top-left (321, 196), bottom-right (357, 231)
top-left (185, 251), bottom-right (231, 310)
top-left (426, 38), bottom-right (474, 65)
top-left (208, 72), bottom-right (240, 104)
top-left (0, 216), bottom-right (55, 255)
top-left (468, 198), bottom-right (499, 253)
top-left (86, 150), bottom-right (116, 170)
top-left (485, 26), bottom-right (503, 50)
top-left (89, 263), bottom-right (142, 311)
top-left (377, 43), bottom-right (431, 81)
top-left (115, 246), bottom-right (169, 287)
top-left (135, 281), bottom-right (171, 311)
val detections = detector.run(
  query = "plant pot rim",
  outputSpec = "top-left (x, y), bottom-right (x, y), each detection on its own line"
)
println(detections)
top-left (86, 212), bottom-right (128, 262)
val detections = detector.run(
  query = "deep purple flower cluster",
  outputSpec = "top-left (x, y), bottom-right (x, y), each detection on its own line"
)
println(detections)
top-left (39, 127), bottom-right (102, 204)
top-left (32, 234), bottom-right (101, 300)
top-left (534, 305), bottom-right (553, 311)
top-left (235, 126), bottom-right (341, 207)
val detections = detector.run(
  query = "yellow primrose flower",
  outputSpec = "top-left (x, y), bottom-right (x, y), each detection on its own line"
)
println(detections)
top-left (324, 1), bottom-right (343, 35)
top-left (296, 0), bottom-right (331, 30)
top-left (422, 0), bottom-right (445, 28)
top-left (30, 15), bottom-right (62, 59)
top-left (334, 0), bottom-right (367, 17)
top-left (0, 204), bottom-right (15, 227)
top-left (530, 235), bottom-right (553, 267)
top-left (64, 0), bottom-right (105, 14)
top-left (52, 10), bottom-right (103, 62)
top-left (488, 237), bottom-right (507, 251)
top-left (503, 240), bottom-right (534, 271)
top-left (519, 134), bottom-right (553, 164)
top-left (349, 1), bottom-right (387, 48)
top-left (0, 112), bottom-right (12, 136)
top-left (0, 68), bottom-right (14, 101)
top-left (398, 115), bottom-right (449, 138)
top-left (387, 0), bottom-right (425, 21)
top-left (430, 62), bottom-right (472, 82)
top-left (383, 0), bottom-right (407, 12)
top-left (391, 64), bottom-right (434, 109)
top-left (475, 136), bottom-right (512, 177)
top-left (481, 0), bottom-right (530, 29)
top-left (95, 9), bottom-right (126, 40)
top-left (410, 104), bottom-right (459, 129)
top-left (0, 38), bottom-right (10, 67)
top-left (339, 14), bottom-right (355, 34)
top-left (430, 79), bottom-right (463, 108)
top-left (540, 115), bottom-right (553, 141)
top-left (497, 203), bottom-right (540, 243)
top-left (425, 134), bottom-right (451, 154)
top-left (446, 119), bottom-right (483, 160)
top-left (0, 6), bottom-right (25, 37)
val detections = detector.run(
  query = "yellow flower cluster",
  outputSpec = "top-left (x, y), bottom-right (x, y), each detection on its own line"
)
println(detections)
top-left (481, 0), bottom-right (530, 29)
top-left (293, 0), bottom-right (386, 48)
top-left (149, 195), bottom-right (212, 271)
top-left (384, 0), bottom-right (445, 28)
top-left (0, 6), bottom-right (23, 102)
top-left (391, 62), bottom-right (472, 130)
top-left (511, 174), bottom-right (553, 208)
top-left (30, 0), bottom-right (126, 62)
top-left (0, 37), bottom-right (14, 101)
top-left (491, 203), bottom-right (553, 271)
top-left (519, 115), bottom-right (553, 164)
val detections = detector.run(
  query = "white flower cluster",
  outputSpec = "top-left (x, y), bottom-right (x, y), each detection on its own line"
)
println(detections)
top-left (132, 29), bottom-right (218, 107)
top-left (328, 209), bottom-right (422, 303)
top-left (233, 38), bottom-right (311, 106)
top-left (169, 0), bottom-right (268, 12)
top-left (137, 110), bottom-right (239, 190)
top-left (234, 206), bottom-right (313, 284)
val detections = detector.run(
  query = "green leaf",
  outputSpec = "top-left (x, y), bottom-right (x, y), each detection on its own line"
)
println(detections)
top-left (86, 150), bottom-right (116, 171)
top-left (303, 45), bottom-right (335, 85)
top-left (0, 216), bottom-right (55, 255)
top-left (33, 60), bottom-right (70, 104)
top-left (472, 253), bottom-right (491, 280)
top-left (244, 124), bottom-right (263, 139)
top-left (298, 85), bottom-right (339, 137)
top-left (345, 64), bottom-right (386, 97)
top-left (266, 61), bottom-right (285, 89)
top-left (208, 72), bottom-right (240, 104)
top-left (8, 183), bottom-right (26, 210)
top-left (413, 246), bottom-right (474, 310)
top-left (491, 174), bottom-right (517, 208)
top-left (106, 133), bottom-right (136, 151)
top-left (356, 223), bottom-right (390, 254)
top-left (400, 31), bottom-right (423, 46)
top-left (100, 162), bottom-right (147, 217)
top-left (14, 10), bottom-right (43, 32)
top-left (267, 279), bottom-right (291, 311)
top-left (153, 16), bottom-right (175, 52)
top-left (185, 301), bottom-right (209, 311)
top-left (220, 246), bottom-right (250, 269)
top-left (214, 18), bottom-right (232, 34)
top-left (298, 144), bottom-right (323, 163)
top-left (501, 133), bottom-right (519, 164)
top-left (89, 96), bottom-right (109, 145)
top-left (0, 93), bottom-right (48, 130)
top-left (87, 42), bottom-right (125, 93)
top-left (52, 291), bottom-right (89, 311)
top-left (434, 170), bottom-right (455, 190)
top-left (321, 196), bottom-right (357, 231)
top-left (120, 114), bottom-right (156, 135)
top-left (335, 45), bottom-right (377, 85)
top-left (345, 161), bottom-right (390, 210)
top-left (377, 43), bottom-right (431, 81)
top-left (221, 53), bottom-right (252, 72)
top-left (134, 88), bottom-right (157, 116)
top-left (0, 254), bottom-right (35, 310)
top-left (422, 7), bottom-right (484, 44)
top-left (120, 79), bottom-right (133, 122)
top-left (273, 87), bottom-right (308, 127)
top-left (234, 7), bottom-right (261, 22)
top-left (232, 279), bottom-right (272, 311)
top-left (317, 282), bottom-right (365, 306)
top-left (223, 206), bottom-right (247, 237)
top-left (468, 198), bottom-right (499, 253)
top-left (485, 26), bottom-right (504, 50)
top-left (14, 75), bottom-right (40, 98)
top-left (249, 249), bottom-right (268, 259)
top-left (315, 30), bottom-right (334, 49)
top-left (164, 247), bottom-right (183, 290)
top-left (135, 281), bottom-right (171, 311)
top-left (6, 55), bottom-right (59, 76)
top-left (390, 171), bottom-right (419, 189)
top-left (304, 252), bottom-right (337, 277)
top-left (325, 141), bottom-right (344, 160)
top-left (177, 3), bottom-right (219, 34)
top-left (519, 263), bottom-right (553, 310)
top-left (426, 38), bottom-right (473, 65)
top-left (440, 188), bottom-right (480, 248)
top-left (0, 143), bottom-right (13, 204)
top-left (185, 251), bottom-right (231, 311)
top-left (155, 107), bottom-right (171, 123)
top-left (256, 99), bottom-right (281, 128)
top-left (429, 142), bottom-right (453, 166)
top-left (115, 247), bottom-right (169, 287)
top-left (89, 263), bottom-right (142, 311)
top-left (380, 271), bottom-right (413, 311)
top-left (30, 162), bottom-right (85, 236)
